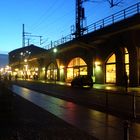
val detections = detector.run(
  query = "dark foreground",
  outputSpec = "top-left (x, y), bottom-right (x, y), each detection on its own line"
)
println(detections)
top-left (0, 83), bottom-right (97, 140)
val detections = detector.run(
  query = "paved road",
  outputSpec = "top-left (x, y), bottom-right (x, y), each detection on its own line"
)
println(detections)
top-left (12, 80), bottom-right (140, 121)
top-left (0, 83), bottom-right (96, 140)
top-left (10, 84), bottom-right (140, 140)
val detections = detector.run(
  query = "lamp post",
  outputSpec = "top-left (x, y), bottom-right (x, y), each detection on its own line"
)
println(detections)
top-left (53, 48), bottom-right (57, 84)
top-left (24, 59), bottom-right (28, 80)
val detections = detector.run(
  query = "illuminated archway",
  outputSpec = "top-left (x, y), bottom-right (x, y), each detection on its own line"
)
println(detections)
top-left (106, 54), bottom-right (116, 83)
top-left (106, 48), bottom-right (129, 84)
top-left (46, 63), bottom-right (57, 80)
top-left (67, 57), bottom-right (87, 81)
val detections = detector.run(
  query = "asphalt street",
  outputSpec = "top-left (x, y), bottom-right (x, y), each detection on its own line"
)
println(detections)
top-left (11, 80), bottom-right (140, 121)
top-left (10, 83), bottom-right (140, 140)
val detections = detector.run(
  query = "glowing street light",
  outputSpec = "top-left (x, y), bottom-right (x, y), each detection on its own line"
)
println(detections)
top-left (24, 59), bottom-right (27, 62)
top-left (53, 48), bottom-right (57, 53)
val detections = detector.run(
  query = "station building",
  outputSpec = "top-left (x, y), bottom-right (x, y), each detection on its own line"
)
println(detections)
top-left (9, 3), bottom-right (140, 87)
top-left (9, 44), bottom-right (47, 79)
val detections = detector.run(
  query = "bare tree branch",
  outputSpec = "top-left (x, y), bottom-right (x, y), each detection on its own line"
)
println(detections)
top-left (105, 0), bottom-right (124, 7)
top-left (84, 0), bottom-right (124, 7)
top-left (84, 0), bottom-right (103, 3)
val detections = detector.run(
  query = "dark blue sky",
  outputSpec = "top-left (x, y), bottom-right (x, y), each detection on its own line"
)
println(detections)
top-left (0, 0), bottom-right (138, 54)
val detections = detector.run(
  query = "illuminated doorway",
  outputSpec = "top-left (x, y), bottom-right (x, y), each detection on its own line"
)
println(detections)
top-left (106, 54), bottom-right (116, 83)
top-left (67, 57), bottom-right (87, 82)
top-left (47, 63), bottom-right (57, 80)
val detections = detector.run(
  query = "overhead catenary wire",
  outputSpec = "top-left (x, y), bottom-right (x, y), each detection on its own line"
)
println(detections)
top-left (22, 0), bottom-right (75, 46)
top-left (28, 0), bottom-right (128, 47)
top-left (27, 0), bottom-right (75, 45)
top-left (30, 0), bottom-right (72, 32)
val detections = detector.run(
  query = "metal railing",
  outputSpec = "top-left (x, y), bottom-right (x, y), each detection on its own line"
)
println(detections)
top-left (86, 2), bottom-right (140, 34)
top-left (46, 34), bottom-right (73, 49)
top-left (45, 2), bottom-right (140, 50)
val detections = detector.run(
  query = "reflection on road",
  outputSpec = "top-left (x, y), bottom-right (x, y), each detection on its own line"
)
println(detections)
top-left (11, 85), bottom-right (140, 140)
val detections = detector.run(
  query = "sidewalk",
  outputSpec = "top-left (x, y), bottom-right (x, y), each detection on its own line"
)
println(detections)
top-left (37, 79), bottom-right (140, 94)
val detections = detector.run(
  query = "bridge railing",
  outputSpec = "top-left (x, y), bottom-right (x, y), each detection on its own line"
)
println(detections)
top-left (45, 2), bottom-right (140, 50)
top-left (86, 2), bottom-right (140, 33)
top-left (46, 34), bottom-right (74, 50)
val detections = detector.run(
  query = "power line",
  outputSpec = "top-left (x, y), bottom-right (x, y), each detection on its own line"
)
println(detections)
top-left (22, 24), bottom-right (43, 47)
top-left (30, 0), bottom-right (68, 32)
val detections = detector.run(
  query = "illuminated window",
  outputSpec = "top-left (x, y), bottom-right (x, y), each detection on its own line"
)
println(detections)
top-left (67, 57), bottom-right (87, 82)
top-left (106, 54), bottom-right (116, 83)
top-left (124, 48), bottom-right (129, 77)
top-left (47, 63), bottom-right (57, 80)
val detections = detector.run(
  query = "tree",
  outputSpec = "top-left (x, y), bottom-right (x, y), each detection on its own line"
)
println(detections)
top-left (105, 0), bottom-right (123, 7)
top-left (84, 0), bottom-right (124, 7)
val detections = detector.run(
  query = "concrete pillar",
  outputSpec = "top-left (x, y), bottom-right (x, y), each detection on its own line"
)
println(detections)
top-left (128, 44), bottom-right (139, 86)
top-left (115, 48), bottom-right (124, 86)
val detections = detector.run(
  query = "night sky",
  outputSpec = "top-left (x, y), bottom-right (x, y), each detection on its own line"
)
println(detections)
top-left (0, 0), bottom-right (138, 54)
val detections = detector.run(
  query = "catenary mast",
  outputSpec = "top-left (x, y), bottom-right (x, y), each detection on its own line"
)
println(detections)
top-left (74, 0), bottom-right (122, 38)
top-left (75, 0), bottom-right (85, 38)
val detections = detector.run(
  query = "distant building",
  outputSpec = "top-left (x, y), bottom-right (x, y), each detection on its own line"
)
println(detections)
top-left (0, 54), bottom-right (9, 79)
top-left (9, 44), bottom-right (47, 79)
top-left (0, 54), bottom-right (8, 67)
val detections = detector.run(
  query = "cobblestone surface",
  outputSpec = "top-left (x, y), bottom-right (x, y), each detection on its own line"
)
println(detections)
top-left (0, 83), bottom-right (97, 140)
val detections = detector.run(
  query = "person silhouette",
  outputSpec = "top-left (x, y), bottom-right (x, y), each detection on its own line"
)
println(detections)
top-left (123, 71), bottom-right (128, 93)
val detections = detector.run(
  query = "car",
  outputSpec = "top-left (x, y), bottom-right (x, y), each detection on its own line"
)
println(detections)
top-left (71, 75), bottom-right (93, 88)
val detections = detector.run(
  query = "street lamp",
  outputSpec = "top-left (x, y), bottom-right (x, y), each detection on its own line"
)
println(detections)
top-left (53, 48), bottom-right (57, 53)
top-left (53, 48), bottom-right (57, 83)
top-left (24, 59), bottom-right (27, 63)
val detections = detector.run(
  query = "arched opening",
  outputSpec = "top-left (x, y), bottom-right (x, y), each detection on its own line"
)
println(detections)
top-left (106, 54), bottom-right (116, 83)
top-left (46, 63), bottom-right (57, 81)
top-left (67, 57), bottom-right (87, 82)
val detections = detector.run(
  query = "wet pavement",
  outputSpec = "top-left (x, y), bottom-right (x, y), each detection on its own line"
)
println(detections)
top-left (0, 84), bottom-right (96, 140)
top-left (11, 84), bottom-right (140, 140)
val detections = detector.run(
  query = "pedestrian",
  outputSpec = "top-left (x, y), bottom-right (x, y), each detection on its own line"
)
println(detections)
top-left (123, 71), bottom-right (128, 93)
top-left (9, 74), bottom-right (12, 80)
top-left (15, 74), bottom-right (18, 81)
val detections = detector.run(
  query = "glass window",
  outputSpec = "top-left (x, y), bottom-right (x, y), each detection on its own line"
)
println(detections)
top-left (124, 48), bottom-right (129, 76)
top-left (106, 54), bottom-right (116, 83)
top-left (106, 64), bottom-right (116, 83)
top-left (67, 57), bottom-right (87, 82)
top-left (47, 63), bottom-right (57, 80)
top-left (68, 57), bottom-right (86, 67)
top-left (107, 54), bottom-right (115, 63)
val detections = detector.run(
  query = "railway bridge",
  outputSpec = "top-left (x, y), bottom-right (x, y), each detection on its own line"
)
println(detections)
top-left (9, 2), bottom-right (140, 87)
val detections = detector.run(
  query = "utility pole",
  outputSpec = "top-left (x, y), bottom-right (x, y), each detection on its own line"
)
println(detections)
top-left (73, 0), bottom-right (122, 38)
top-left (22, 24), bottom-right (42, 47)
top-left (22, 24), bottom-right (25, 47)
